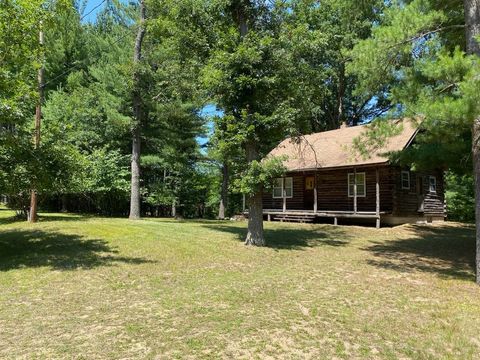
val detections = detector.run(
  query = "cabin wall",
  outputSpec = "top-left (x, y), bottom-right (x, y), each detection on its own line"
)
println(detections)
top-left (392, 168), bottom-right (445, 217)
top-left (262, 166), bottom-right (394, 212)
top-left (315, 167), bottom-right (393, 212)
top-left (263, 174), bottom-right (305, 210)
top-left (261, 166), bottom-right (445, 217)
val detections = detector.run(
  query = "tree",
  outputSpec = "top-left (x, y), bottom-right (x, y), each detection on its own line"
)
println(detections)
top-left (204, 1), bottom-right (291, 245)
top-left (348, 0), bottom-right (480, 282)
top-left (281, 0), bottom-right (387, 131)
top-left (0, 0), bottom-right (77, 220)
top-left (463, 0), bottom-right (480, 283)
top-left (1, 0), bottom-right (42, 217)
top-left (129, 0), bottom-right (146, 219)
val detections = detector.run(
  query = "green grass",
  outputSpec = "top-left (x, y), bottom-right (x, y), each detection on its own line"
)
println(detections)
top-left (0, 208), bottom-right (479, 359)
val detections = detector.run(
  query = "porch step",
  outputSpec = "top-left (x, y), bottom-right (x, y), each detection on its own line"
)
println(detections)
top-left (272, 214), bottom-right (315, 223)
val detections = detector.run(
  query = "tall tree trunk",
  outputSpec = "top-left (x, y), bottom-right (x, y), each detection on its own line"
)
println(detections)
top-left (463, 0), bottom-right (480, 284)
top-left (232, 1), bottom-right (265, 245)
top-left (474, 119), bottom-right (480, 284)
top-left (129, 0), bottom-right (146, 220)
top-left (336, 62), bottom-right (345, 127)
top-left (244, 141), bottom-right (265, 246)
top-left (218, 163), bottom-right (228, 219)
top-left (29, 23), bottom-right (44, 223)
top-left (129, 129), bottom-right (141, 219)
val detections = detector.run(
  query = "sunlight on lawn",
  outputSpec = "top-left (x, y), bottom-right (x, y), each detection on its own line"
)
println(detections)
top-left (0, 210), bottom-right (478, 359)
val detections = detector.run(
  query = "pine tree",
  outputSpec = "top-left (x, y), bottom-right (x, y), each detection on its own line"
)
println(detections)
top-left (348, 0), bottom-right (480, 282)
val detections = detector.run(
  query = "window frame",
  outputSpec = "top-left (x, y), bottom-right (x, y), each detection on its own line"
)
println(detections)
top-left (348, 172), bottom-right (366, 197)
top-left (429, 176), bottom-right (437, 193)
top-left (401, 170), bottom-right (410, 190)
top-left (272, 177), bottom-right (293, 199)
top-left (272, 178), bottom-right (283, 199)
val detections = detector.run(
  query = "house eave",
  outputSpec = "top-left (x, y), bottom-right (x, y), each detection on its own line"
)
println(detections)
top-left (284, 160), bottom-right (390, 173)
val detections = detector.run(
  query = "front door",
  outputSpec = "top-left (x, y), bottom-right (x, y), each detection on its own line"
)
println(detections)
top-left (304, 175), bottom-right (315, 210)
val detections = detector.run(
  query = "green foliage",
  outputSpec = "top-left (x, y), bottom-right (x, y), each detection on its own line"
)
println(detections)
top-left (233, 156), bottom-right (287, 195)
top-left (347, 0), bottom-right (477, 218)
top-left (445, 171), bottom-right (475, 222)
top-left (84, 148), bottom-right (130, 194)
top-left (348, 0), bottom-right (476, 174)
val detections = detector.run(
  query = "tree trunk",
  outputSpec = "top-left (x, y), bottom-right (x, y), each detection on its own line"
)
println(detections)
top-left (231, 2), bottom-right (265, 245)
top-left (218, 163), bottom-right (228, 219)
top-left (129, 0), bottom-right (146, 220)
top-left (244, 141), bottom-right (265, 246)
top-left (336, 62), bottom-right (345, 127)
top-left (474, 119), bottom-right (480, 284)
top-left (61, 194), bottom-right (67, 213)
top-left (29, 24), bottom-right (44, 223)
top-left (129, 128), bottom-right (141, 219)
top-left (463, 0), bottom-right (480, 284)
top-left (245, 189), bottom-right (264, 246)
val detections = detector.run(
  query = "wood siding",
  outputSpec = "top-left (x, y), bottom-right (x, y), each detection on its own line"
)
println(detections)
top-left (263, 174), bottom-right (305, 210)
top-left (262, 166), bottom-right (445, 217)
top-left (392, 168), bottom-right (445, 216)
top-left (315, 167), bottom-right (393, 212)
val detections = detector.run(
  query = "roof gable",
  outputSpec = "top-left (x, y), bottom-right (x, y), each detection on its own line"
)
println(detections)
top-left (267, 119), bottom-right (418, 171)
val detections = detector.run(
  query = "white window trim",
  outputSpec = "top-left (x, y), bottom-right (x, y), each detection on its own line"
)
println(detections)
top-left (348, 172), bottom-right (366, 197)
top-left (401, 170), bottom-right (410, 190)
top-left (272, 178), bottom-right (283, 199)
top-left (272, 177), bottom-right (293, 199)
top-left (429, 176), bottom-right (437, 193)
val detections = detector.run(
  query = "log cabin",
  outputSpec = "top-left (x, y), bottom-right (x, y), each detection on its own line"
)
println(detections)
top-left (260, 119), bottom-right (446, 227)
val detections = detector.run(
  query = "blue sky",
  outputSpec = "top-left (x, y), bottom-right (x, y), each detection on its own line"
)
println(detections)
top-left (198, 105), bottom-right (223, 148)
top-left (82, 0), bottom-right (110, 22)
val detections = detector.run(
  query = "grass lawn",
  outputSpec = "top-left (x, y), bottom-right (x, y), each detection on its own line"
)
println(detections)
top-left (0, 208), bottom-right (479, 359)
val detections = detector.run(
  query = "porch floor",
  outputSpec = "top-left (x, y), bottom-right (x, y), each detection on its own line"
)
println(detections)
top-left (262, 209), bottom-right (387, 218)
top-left (244, 209), bottom-right (388, 228)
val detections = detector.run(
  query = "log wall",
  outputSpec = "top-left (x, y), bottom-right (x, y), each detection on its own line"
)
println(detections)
top-left (262, 166), bottom-right (446, 217)
top-left (392, 168), bottom-right (445, 216)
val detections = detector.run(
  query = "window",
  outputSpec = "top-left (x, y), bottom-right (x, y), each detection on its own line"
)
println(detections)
top-left (273, 177), bottom-right (293, 198)
top-left (401, 171), bottom-right (410, 189)
top-left (273, 178), bottom-right (283, 198)
top-left (284, 177), bottom-right (293, 197)
top-left (348, 172), bottom-right (366, 197)
top-left (429, 176), bottom-right (437, 192)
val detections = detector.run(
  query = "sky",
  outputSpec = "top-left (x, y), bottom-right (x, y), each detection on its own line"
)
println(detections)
top-left (82, 0), bottom-right (110, 22)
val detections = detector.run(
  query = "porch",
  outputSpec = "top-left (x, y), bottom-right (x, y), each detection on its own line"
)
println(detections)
top-left (257, 167), bottom-right (385, 228)
top-left (262, 209), bottom-right (386, 227)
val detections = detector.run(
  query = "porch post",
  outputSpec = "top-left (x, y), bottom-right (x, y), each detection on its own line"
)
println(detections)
top-left (376, 167), bottom-right (380, 229)
top-left (314, 173), bottom-right (318, 213)
top-left (282, 187), bottom-right (286, 213)
top-left (353, 167), bottom-right (357, 214)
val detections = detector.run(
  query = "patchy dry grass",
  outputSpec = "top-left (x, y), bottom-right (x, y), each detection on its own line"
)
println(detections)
top-left (0, 208), bottom-right (479, 359)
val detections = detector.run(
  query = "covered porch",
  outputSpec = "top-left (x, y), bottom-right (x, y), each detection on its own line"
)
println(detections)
top-left (257, 167), bottom-right (386, 228)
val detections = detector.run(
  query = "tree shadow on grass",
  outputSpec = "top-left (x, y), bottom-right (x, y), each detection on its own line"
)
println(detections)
top-left (0, 229), bottom-right (154, 271)
top-left (0, 212), bottom-right (95, 226)
top-left (203, 223), bottom-right (351, 250)
top-left (364, 224), bottom-right (475, 281)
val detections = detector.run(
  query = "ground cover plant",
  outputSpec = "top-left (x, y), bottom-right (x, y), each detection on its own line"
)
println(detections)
top-left (0, 208), bottom-right (479, 359)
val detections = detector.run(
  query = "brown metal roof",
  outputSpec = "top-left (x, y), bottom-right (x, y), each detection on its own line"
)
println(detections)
top-left (267, 119), bottom-right (418, 171)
